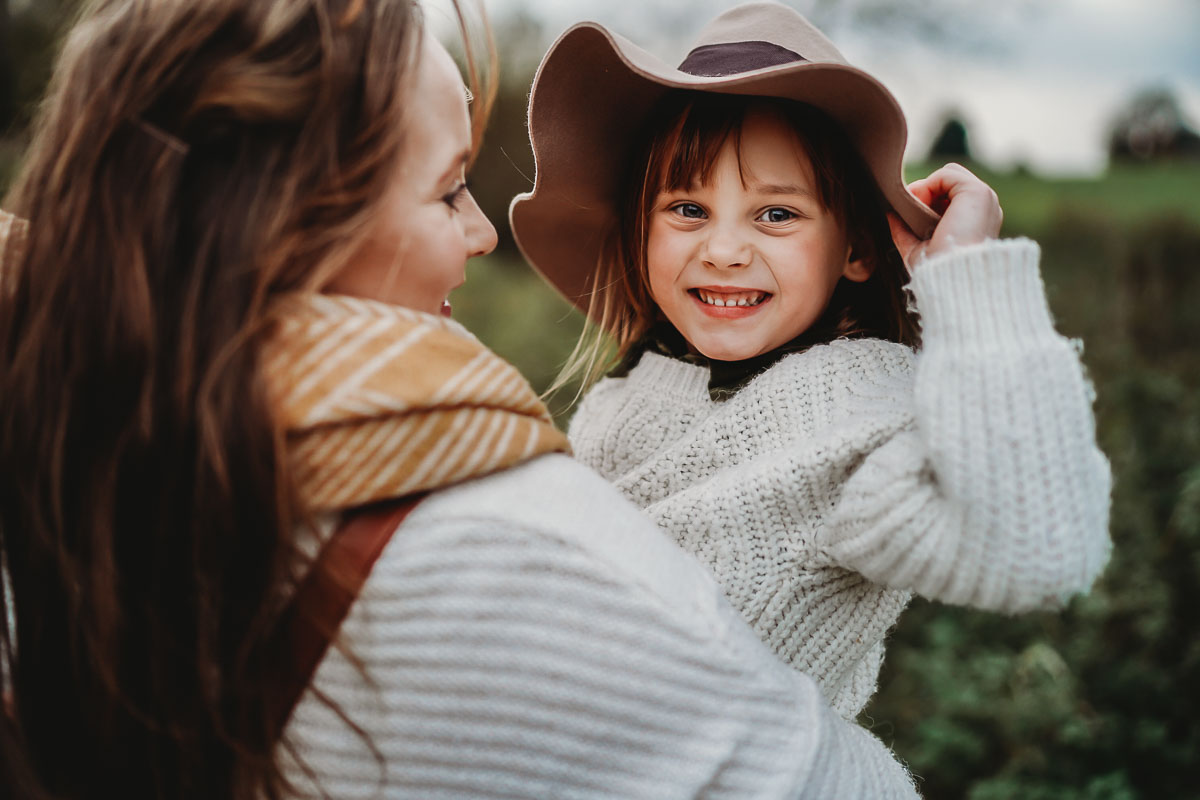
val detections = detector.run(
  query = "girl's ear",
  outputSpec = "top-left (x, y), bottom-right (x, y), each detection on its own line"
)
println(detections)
top-left (841, 242), bottom-right (874, 283)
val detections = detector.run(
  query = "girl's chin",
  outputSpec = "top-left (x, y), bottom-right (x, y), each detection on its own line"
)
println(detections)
top-left (692, 341), bottom-right (768, 362)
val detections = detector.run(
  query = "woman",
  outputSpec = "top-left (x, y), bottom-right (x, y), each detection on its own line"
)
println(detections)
top-left (1, 1), bottom-right (919, 797)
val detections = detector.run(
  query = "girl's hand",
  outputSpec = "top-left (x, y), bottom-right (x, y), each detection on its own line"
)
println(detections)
top-left (887, 162), bottom-right (1003, 269)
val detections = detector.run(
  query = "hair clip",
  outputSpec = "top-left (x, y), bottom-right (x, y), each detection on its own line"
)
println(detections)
top-left (132, 117), bottom-right (189, 156)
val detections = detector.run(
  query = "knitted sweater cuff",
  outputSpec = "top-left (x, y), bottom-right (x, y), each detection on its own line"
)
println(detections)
top-left (907, 238), bottom-right (1052, 347)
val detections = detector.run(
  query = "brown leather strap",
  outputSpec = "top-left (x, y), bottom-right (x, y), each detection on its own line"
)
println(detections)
top-left (269, 495), bottom-right (423, 736)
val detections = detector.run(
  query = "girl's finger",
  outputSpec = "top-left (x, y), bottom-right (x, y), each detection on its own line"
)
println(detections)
top-left (886, 211), bottom-right (922, 269)
top-left (905, 163), bottom-right (1003, 262)
top-left (908, 167), bottom-right (968, 215)
top-left (911, 163), bottom-right (982, 202)
top-left (905, 176), bottom-right (939, 207)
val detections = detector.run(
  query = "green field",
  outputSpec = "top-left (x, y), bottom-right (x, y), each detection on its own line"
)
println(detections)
top-left (910, 161), bottom-right (1200, 235)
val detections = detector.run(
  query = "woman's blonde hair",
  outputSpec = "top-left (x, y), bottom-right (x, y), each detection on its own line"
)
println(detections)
top-left (553, 92), bottom-right (917, 398)
top-left (0, 1), bottom-right (493, 798)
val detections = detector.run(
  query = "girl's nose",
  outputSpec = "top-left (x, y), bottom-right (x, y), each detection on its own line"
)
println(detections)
top-left (701, 222), bottom-right (750, 269)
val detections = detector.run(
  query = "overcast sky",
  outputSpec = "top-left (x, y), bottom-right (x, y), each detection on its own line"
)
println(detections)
top-left (436, 0), bottom-right (1200, 175)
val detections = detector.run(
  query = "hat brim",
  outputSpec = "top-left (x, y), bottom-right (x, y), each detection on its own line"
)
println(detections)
top-left (510, 22), bottom-right (940, 314)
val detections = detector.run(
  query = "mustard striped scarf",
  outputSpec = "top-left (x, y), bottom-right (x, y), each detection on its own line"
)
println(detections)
top-left (263, 293), bottom-right (570, 513)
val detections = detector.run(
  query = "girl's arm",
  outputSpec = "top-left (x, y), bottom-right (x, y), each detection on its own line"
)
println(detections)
top-left (823, 166), bottom-right (1111, 612)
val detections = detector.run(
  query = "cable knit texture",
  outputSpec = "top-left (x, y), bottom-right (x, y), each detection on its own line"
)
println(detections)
top-left (282, 455), bottom-right (919, 798)
top-left (569, 238), bottom-right (1113, 719)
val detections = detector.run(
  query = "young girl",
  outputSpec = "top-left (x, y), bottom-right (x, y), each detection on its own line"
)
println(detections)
top-left (511, 2), bottom-right (1112, 720)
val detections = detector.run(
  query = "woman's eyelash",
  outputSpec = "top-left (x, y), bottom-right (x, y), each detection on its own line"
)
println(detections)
top-left (442, 182), bottom-right (469, 210)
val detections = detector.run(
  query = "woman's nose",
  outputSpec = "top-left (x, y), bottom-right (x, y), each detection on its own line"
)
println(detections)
top-left (466, 194), bottom-right (498, 258)
top-left (701, 222), bottom-right (750, 269)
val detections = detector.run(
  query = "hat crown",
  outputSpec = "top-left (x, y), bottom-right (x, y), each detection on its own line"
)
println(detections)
top-left (690, 2), bottom-right (847, 66)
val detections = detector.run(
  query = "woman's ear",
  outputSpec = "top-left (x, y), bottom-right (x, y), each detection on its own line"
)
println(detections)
top-left (841, 242), bottom-right (874, 283)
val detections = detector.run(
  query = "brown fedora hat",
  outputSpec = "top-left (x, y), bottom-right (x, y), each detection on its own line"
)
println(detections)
top-left (509, 1), bottom-right (940, 314)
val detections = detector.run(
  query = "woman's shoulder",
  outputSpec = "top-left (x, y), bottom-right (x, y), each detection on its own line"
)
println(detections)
top-left (372, 454), bottom-right (731, 627)
top-left (289, 452), bottom-right (922, 799)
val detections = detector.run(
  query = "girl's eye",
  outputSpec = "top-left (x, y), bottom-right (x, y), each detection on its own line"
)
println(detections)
top-left (671, 202), bottom-right (706, 220)
top-left (759, 207), bottom-right (796, 224)
top-left (442, 182), bottom-right (469, 211)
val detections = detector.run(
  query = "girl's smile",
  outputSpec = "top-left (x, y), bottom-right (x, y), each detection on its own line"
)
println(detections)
top-left (689, 286), bottom-right (772, 318)
top-left (645, 108), bottom-right (871, 361)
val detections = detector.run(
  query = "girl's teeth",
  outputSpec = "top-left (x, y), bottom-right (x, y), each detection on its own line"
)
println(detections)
top-left (696, 290), bottom-right (766, 307)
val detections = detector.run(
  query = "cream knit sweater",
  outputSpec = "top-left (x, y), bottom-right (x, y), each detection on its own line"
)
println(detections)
top-left (569, 239), bottom-right (1113, 719)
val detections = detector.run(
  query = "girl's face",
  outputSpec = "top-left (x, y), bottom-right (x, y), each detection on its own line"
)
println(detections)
top-left (326, 34), bottom-right (497, 316)
top-left (646, 109), bottom-right (870, 361)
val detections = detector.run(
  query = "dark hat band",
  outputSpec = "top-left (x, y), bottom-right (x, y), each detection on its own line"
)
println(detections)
top-left (677, 41), bottom-right (806, 78)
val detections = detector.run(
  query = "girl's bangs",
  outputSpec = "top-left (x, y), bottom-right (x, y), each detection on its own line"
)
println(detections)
top-left (647, 94), bottom-right (844, 212)
top-left (652, 97), bottom-right (745, 193)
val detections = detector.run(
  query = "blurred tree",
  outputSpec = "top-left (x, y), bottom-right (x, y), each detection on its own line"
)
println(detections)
top-left (927, 113), bottom-right (972, 161)
top-left (1108, 87), bottom-right (1200, 164)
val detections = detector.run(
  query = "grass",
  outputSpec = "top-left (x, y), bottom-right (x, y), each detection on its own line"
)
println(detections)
top-left (906, 160), bottom-right (1200, 236)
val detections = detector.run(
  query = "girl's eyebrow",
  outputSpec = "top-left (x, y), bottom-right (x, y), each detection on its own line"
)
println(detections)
top-left (748, 180), bottom-right (812, 197)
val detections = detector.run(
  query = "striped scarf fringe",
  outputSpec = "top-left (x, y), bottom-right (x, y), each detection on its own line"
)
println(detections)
top-left (264, 293), bottom-right (570, 513)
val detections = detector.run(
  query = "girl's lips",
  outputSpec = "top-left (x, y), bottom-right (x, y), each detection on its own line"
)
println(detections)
top-left (688, 288), bottom-right (771, 319)
top-left (440, 300), bottom-right (452, 317)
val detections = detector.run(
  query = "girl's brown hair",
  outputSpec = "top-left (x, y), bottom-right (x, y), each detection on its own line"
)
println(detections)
top-left (556, 92), bottom-right (918, 395)
top-left (0, 1), bottom-right (492, 798)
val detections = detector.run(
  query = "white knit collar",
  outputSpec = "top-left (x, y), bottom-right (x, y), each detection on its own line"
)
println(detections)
top-left (624, 352), bottom-right (714, 400)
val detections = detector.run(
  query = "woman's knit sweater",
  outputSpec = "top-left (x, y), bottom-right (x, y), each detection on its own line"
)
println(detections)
top-left (568, 239), bottom-right (1113, 719)
top-left (283, 455), bottom-right (920, 798)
